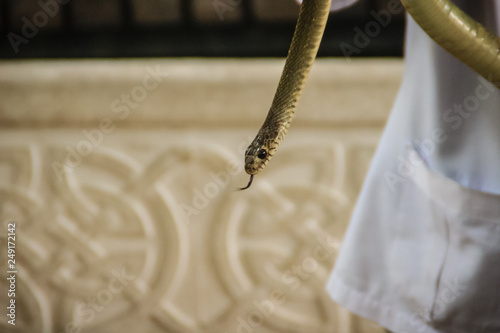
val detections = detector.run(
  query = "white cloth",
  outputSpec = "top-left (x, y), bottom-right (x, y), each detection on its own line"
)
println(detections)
top-left (296, 0), bottom-right (358, 12)
top-left (329, 0), bottom-right (358, 12)
top-left (326, 1), bottom-right (500, 332)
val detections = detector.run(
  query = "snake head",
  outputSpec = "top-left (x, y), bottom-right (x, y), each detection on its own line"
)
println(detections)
top-left (244, 131), bottom-right (277, 175)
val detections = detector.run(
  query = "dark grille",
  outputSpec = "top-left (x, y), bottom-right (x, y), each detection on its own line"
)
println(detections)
top-left (0, 0), bottom-right (405, 59)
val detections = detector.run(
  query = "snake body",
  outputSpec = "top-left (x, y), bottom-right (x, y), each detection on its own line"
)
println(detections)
top-left (401, 0), bottom-right (500, 88)
top-left (241, 0), bottom-right (500, 190)
top-left (241, 0), bottom-right (332, 189)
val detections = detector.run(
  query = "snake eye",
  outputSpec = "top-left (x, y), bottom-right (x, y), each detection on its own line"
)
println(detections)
top-left (257, 149), bottom-right (267, 159)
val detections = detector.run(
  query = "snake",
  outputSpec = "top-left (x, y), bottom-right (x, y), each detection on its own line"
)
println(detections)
top-left (240, 0), bottom-right (500, 190)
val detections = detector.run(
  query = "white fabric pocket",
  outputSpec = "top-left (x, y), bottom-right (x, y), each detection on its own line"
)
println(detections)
top-left (391, 147), bottom-right (500, 332)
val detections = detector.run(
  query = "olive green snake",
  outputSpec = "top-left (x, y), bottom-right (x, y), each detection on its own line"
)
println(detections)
top-left (240, 0), bottom-right (500, 190)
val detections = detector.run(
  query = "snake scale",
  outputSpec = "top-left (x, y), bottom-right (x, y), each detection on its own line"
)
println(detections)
top-left (240, 0), bottom-right (500, 190)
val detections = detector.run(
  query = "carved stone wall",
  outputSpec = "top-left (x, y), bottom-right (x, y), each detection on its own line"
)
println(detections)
top-left (0, 59), bottom-right (402, 333)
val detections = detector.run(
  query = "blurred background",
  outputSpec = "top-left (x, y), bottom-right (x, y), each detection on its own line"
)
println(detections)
top-left (0, 0), bottom-right (404, 58)
top-left (1, 1), bottom-right (405, 332)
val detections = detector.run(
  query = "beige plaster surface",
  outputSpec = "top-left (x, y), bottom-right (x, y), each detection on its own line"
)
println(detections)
top-left (0, 58), bottom-right (402, 333)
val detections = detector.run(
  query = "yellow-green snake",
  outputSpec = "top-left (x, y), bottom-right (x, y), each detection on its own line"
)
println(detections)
top-left (240, 0), bottom-right (500, 190)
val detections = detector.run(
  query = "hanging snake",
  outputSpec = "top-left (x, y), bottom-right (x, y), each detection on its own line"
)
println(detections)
top-left (240, 0), bottom-right (500, 190)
